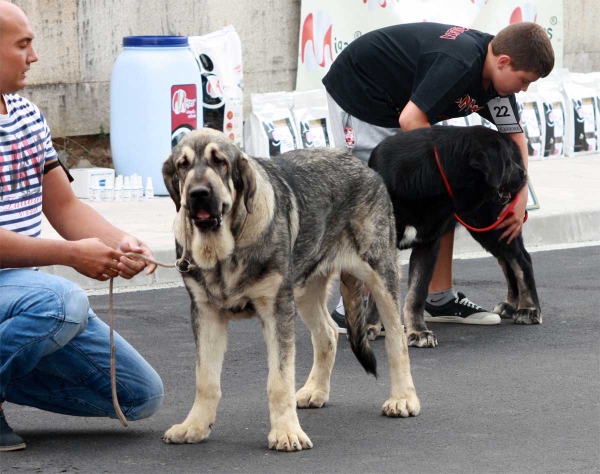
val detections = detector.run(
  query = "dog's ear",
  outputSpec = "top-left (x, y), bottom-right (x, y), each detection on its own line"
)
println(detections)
top-left (162, 154), bottom-right (181, 211)
top-left (236, 152), bottom-right (256, 213)
top-left (469, 150), bottom-right (504, 189)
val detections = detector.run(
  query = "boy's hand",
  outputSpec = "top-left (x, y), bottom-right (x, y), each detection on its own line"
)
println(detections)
top-left (116, 235), bottom-right (157, 278)
top-left (496, 186), bottom-right (528, 244)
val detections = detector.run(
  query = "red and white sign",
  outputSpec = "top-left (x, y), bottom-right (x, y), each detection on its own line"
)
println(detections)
top-left (171, 84), bottom-right (198, 135)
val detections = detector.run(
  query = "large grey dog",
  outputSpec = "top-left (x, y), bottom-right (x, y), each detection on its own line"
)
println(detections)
top-left (161, 129), bottom-right (420, 452)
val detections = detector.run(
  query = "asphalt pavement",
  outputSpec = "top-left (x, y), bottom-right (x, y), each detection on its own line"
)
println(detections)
top-left (2, 246), bottom-right (599, 474)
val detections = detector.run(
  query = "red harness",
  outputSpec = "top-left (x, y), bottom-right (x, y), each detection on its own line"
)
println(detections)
top-left (433, 146), bottom-right (527, 233)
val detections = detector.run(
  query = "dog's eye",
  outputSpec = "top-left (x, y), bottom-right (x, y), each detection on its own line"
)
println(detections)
top-left (176, 155), bottom-right (190, 169)
top-left (212, 155), bottom-right (225, 167)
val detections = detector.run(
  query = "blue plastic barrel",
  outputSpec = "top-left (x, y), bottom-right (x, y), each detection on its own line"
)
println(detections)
top-left (110, 36), bottom-right (203, 195)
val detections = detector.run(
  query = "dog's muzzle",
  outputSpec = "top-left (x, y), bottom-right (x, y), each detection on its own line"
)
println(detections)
top-left (193, 210), bottom-right (223, 231)
top-left (188, 186), bottom-right (223, 231)
top-left (495, 169), bottom-right (527, 205)
top-left (495, 187), bottom-right (512, 206)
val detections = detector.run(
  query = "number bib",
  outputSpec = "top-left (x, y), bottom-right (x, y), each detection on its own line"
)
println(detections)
top-left (486, 97), bottom-right (523, 133)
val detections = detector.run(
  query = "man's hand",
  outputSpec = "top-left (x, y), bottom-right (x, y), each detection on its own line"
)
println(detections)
top-left (496, 186), bottom-right (528, 244)
top-left (71, 238), bottom-right (126, 281)
top-left (115, 235), bottom-right (157, 278)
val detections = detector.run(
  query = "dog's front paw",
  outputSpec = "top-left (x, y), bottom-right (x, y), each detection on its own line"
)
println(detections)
top-left (513, 308), bottom-right (542, 325)
top-left (268, 426), bottom-right (313, 452)
top-left (163, 421), bottom-right (212, 444)
top-left (382, 394), bottom-right (421, 418)
top-left (407, 330), bottom-right (437, 348)
top-left (296, 387), bottom-right (329, 408)
top-left (493, 302), bottom-right (516, 318)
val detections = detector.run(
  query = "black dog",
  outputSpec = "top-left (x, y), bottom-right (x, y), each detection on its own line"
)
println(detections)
top-left (368, 125), bottom-right (541, 348)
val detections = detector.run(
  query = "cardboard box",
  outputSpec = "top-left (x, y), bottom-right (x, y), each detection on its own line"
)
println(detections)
top-left (70, 168), bottom-right (115, 199)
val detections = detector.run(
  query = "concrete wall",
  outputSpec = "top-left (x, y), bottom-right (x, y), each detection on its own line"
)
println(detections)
top-left (10, 0), bottom-right (599, 137)
top-left (563, 0), bottom-right (600, 72)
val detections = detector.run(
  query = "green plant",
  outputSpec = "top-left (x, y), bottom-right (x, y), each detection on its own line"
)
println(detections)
top-left (98, 123), bottom-right (108, 139)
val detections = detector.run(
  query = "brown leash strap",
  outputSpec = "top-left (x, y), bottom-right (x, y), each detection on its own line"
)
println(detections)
top-left (109, 276), bottom-right (128, 427)
top-left (108, 252), bottom-right (196, 427)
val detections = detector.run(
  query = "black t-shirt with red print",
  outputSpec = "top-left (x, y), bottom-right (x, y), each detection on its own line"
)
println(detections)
top-left (322, 22), bottom-right (520, 130)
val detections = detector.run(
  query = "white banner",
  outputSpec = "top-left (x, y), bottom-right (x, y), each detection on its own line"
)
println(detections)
top-left (296, 0), bottom-right (563, 91)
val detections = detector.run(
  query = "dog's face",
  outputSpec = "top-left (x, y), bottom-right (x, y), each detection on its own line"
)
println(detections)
top-left (162, 129), bottom-right (256, 233)
top-left (466, 130), bottom-right (527, 210)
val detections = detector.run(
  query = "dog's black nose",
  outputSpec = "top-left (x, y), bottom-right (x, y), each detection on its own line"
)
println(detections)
top-left (189, 186), bottom-right (211, 201)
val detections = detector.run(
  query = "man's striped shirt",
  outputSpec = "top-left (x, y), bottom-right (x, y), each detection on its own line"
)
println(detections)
top-left (0, 93), bottom-right (57, 238)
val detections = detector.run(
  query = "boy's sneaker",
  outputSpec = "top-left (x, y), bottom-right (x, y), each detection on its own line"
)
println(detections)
top-left (424, 292), bottom-right (500, 325)
top-left (330, 298), bottom-right (385, 336)
top-left (0, 409), bottom-right (26, 452)
top-left (330, 308), bottom-right (347, 334)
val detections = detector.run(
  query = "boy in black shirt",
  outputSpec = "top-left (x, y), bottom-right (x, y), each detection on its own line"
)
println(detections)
top-left (323, 22), bottom-right (554, 330)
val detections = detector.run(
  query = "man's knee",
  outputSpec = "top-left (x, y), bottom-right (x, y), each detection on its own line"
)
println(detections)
top-left (126, 374), bottom-right (164, 420)
top-left (61, 286), bottom-right (90, 325)
top-left (49, 285), bottom-right (90, 347)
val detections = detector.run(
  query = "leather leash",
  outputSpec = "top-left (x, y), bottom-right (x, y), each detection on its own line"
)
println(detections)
top-left (108, 251), bottom-right (195, 427)
top-left (433, 146), bottom-right (527, 233)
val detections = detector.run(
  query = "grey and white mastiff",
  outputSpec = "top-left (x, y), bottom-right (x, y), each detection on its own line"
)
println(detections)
top-left (161, 129), bottom-right (420, 452)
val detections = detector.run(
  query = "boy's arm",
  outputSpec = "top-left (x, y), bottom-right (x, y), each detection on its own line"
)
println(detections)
top-left (496, 128), bottom-right (529, 244)
top-left (399, 101), bottom-right (431, 130)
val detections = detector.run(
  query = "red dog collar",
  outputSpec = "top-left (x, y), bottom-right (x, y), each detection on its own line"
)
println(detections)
top-left (434, 146), bottom-right (528, 233)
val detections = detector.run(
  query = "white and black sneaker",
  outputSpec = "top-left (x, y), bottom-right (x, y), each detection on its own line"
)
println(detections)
top-left (424, 292), bottom-right (500, 325)
top-left (331, 297), bottom-right (377, 335)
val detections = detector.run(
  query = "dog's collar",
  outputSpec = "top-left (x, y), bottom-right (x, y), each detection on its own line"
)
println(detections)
top-left (433, 146), bottom-right (527, 233)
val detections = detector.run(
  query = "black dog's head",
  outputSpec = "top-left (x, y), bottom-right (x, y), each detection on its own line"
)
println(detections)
top-left (457, 127), bottom-right (527, 213)
top-left (162, 129), bottom-right (256, 233)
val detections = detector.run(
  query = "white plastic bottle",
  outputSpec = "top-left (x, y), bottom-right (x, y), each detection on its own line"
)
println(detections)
top-left (102, 176), bottom-right (114, 202)
top-left (134, 175), bottom-right (144, 201)
top-left (122, 176), bottom-right (132, 201)
top-left (145, 177), bottom-right (154, 201)
top-left (114, 175), bottom-right (123, 202)
top-left (130, 174), bottom-right (139, 201)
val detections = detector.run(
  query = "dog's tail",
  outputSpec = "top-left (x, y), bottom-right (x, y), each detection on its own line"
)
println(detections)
top-left (340, 272), bottom-right (377, 377)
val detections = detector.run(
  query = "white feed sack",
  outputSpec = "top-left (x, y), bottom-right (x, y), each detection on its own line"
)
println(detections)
top-left (466, 114), bottom-right (482, 126)
top-left (560, 71), bottom-right (599, 156)
top-left (436, 117), bottom-right (469, 127)
top-left (189, 25), bottom-right (244, 149)
top-left (537, 75), bottom-right (567, 159)
top-left (516, 87), bottom-right (546, 160)
top-left (478, 116), bottom-right (498, 131)
top-left (292, 89), bottom-right (335, 148)
top-left (244, 92), bottom-right (300, 158)
top-left (588, 71), bottom-right (600, 110)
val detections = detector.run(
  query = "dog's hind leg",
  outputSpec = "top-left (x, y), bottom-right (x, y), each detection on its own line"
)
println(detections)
top-left (404, 243), bottom-right (439, 348)
top-left (295, 275), bottom-right (338, 408)
top-left (258, 285), bottom-right (313, 452)
top-left (362, 258), bottom-right (420, 418)
top-left (163, 304), bottom-right (228, 444)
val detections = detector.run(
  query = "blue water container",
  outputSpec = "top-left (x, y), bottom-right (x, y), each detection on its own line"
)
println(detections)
top-left (110, 36), bottom-right (203, 195)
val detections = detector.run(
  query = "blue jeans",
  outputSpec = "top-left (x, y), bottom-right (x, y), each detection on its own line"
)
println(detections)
top-left (0, 269), bottom-right (163, 420)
